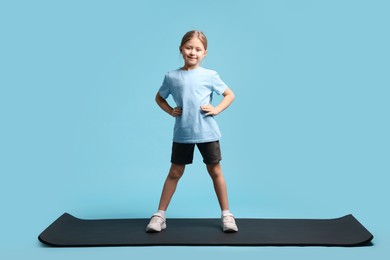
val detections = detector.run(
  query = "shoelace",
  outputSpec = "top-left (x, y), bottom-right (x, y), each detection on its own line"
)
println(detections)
top-left (150, 215), bottom-right (164, 224)
top-left (222, 215), bottom-right (235, 224)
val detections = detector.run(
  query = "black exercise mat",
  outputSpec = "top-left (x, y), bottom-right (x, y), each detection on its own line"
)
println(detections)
top-left (38, 213), bottom-right (373, 247)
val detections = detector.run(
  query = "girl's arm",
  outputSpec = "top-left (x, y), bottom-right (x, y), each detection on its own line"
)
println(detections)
top-left (201, 87), bottom-right (235, 116)
top-left (155, 92), bottom-right (182, 117)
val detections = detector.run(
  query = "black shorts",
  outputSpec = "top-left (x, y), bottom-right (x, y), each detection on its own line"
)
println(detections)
top-left (171, 141), bottom-right (222, 165)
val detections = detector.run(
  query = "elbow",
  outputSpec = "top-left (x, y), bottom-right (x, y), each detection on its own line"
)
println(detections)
top-left (155, 92), bottom-right (162, 104)
top-left (224, 88), bottom-right (235, 102)
top-left (228, 91), bottom-right (235, 103)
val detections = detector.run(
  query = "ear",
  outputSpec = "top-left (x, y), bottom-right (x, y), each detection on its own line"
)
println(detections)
top-left (204, 49), bottom-right (208, 56)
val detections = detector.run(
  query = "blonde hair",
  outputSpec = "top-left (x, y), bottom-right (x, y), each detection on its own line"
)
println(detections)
top-left (179, 30), bottom-right (208, 51)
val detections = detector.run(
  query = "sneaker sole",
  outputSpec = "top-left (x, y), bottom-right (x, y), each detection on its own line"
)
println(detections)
top-left (222, 226), bottom-right (238, 232)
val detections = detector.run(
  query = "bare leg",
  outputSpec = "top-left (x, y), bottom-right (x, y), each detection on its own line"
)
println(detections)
top-left (206, 163), bottom-right (229, 211)
top-left (157, 163), bottom-right (186, 211)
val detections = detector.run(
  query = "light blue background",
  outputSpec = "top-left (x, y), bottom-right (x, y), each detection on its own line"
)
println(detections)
top-left (1, 0), bottom-right (389, 259)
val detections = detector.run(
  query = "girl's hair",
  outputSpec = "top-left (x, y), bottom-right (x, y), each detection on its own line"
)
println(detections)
top-left (179, 30), bottom-right (208, 51)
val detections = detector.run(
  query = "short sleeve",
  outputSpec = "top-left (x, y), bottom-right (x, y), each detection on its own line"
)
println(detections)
top-left (158, 74), bottom-right (171, 99)
top-left (211, 71), bottom-right (228, 95)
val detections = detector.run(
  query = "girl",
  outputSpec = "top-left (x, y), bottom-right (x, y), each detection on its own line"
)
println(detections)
top-left (146, 30), bottom-right (237, 232)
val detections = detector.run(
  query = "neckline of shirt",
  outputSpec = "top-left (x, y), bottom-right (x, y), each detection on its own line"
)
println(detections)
top-left (179, 66), bottom-right (203, 72)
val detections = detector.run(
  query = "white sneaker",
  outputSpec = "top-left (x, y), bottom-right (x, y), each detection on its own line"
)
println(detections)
top-left (222, 213), bottom-right (238, 232)
top-left (146, 214), bottom-right (166, 232)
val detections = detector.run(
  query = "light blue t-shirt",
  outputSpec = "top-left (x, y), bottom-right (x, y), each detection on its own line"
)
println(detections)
top-left (158, 67), bottom-right (228, 143)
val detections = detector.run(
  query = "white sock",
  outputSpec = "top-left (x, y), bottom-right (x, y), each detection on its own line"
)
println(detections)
top-left (157, 210), bottom-right (166, 218)
top-left (222, 210), bottom-right (231, 216)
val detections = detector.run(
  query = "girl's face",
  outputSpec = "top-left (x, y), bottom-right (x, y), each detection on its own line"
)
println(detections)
top-left (180, 37), bottom-right (208, 70)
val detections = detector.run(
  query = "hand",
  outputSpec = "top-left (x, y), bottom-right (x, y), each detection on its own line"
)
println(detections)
top-left (171, 107), bottom-right (182, 117)
top-left (201, 104), bottom-right (219, 116)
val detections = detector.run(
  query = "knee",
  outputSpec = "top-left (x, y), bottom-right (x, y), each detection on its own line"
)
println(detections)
top-left (168, 164), bottom-right (185, 181)
top-left (207, 164), bottom-right (222, 179)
